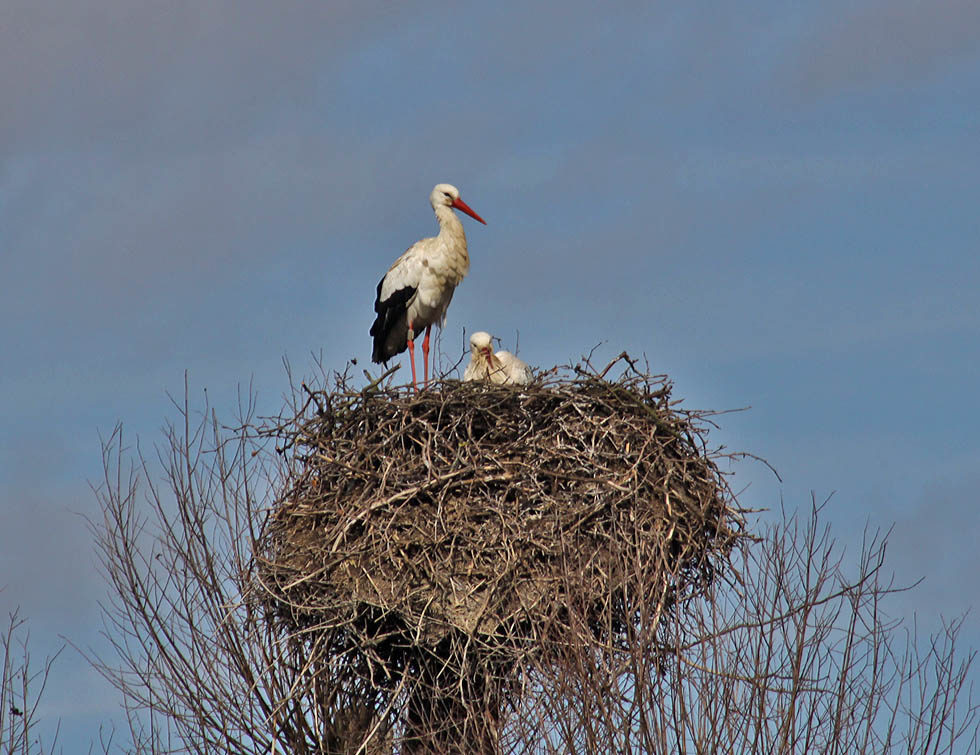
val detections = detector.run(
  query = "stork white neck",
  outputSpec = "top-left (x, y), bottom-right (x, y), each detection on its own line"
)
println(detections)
top-left (433, 201), bottom-right (466, 251)
top-left (434, 200), bottom-right (465, 232)
top-left (426, 182), bottom-right (483, 282)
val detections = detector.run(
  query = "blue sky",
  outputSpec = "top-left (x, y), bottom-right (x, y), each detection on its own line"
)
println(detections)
top-left (2, 0), bottom-right (979, 748)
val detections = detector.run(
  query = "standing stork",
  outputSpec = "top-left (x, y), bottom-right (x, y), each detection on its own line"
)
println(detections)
top-left (370, 183), bottom-right (486, 389)
top-left (463, 331), bottom-right (532, 386)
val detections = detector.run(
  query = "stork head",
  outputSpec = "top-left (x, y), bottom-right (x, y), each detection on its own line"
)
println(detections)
top-left (431, 183), bottom-right (487, 225)
top-left (469, 331), bottom-right (494, 361)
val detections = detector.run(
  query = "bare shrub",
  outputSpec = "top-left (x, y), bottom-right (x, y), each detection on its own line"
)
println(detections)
top-left (90, 362), bottom-right (979, 753)
top-left (0, 608), bottom-right (63, 754)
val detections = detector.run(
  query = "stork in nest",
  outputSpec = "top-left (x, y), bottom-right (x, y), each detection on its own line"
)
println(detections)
top-left (370, 183), bottom-right (486, 390)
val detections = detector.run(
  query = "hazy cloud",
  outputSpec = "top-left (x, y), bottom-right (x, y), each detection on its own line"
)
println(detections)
top-left (791, 0), bottom-right (980, 96)
top-left (887, 468), bottom-right (980, 633)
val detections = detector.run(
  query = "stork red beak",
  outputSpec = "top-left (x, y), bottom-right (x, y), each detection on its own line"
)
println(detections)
top-left (452, 197), bottom-right (487, 225)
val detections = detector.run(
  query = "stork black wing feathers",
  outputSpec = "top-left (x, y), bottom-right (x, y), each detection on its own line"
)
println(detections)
top-left (370, 277), bottom-right (416, 364)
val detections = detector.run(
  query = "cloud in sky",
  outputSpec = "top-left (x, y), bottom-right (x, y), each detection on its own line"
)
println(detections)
top-left (0, 434), bottom-right (102, 633)
top-left (886, 468), bottom-right (980, 627)
top-left (0, 1), bottom-right (408, 147)
top-left (791, 0), bottom-right (980, 96)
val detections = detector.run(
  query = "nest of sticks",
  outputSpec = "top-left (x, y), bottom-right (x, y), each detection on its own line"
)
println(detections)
top-left (256, 354), bottom-right (745, 752)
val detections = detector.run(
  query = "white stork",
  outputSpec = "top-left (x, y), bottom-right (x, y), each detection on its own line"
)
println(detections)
top-left (463, 331), bottom-right (532, 386)
top-left (370, 183), bottom-right (486, 389)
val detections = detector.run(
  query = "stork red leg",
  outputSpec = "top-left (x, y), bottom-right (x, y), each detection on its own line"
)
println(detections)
top-left (421, 325), bottom-right (432, 388)
top-left (407, 323), bottom-right (418, 392)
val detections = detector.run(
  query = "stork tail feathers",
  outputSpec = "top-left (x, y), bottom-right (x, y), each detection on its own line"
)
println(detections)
top-left (370, 280), bottom-right (416, 364)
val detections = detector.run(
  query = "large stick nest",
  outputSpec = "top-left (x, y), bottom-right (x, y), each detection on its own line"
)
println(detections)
top-left (257, 356), bottom-right (744, 677)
